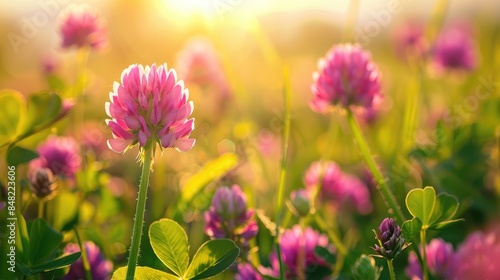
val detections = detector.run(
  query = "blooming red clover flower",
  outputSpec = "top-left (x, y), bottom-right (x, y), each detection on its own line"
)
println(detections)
top-left (59, 5), bottom-right (107, 50)
top-left (304, 161), bottom-right (372, 214)
top-left (432, 24), bottom-right (477, 72)
top-left (29, 136), bottom-right (81, 179)
top-left (63, 241), bottom-right (112, 280)
top-left (105, 63), bottom-right (195, 154)
top-left (311, 44), bottom-right (382, 113)
top-left (405, 238), bottom-right (454, 280)
top-left (236, 263), bottom-right (262, 280)
top-left (261, 225), bottom-right (333, 279)
top-left (204, 185), bottom-right (258, 242)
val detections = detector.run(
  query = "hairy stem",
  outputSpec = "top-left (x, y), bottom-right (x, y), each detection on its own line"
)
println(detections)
top-left (387, 259), bottom-right (396, 280)
top-left (126, 148), bottom-right (153, 280)
top-left (345, 109), bottom-right (406, 222)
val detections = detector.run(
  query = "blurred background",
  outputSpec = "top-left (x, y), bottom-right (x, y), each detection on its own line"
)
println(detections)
top-left (0, 0), bottom-right (499, 278)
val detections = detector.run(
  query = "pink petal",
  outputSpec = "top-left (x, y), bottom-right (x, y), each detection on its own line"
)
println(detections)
top-left (106, 120), bottom-right (132, 139)
top-left (174, 138), bottom-right (195, 152)
top-left (107, 138), bottom-right (132, 153)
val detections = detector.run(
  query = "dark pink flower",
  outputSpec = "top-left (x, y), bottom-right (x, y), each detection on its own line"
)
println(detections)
top-left (63, 241), bottom-right (112, 280)
top-left (29, 136), bottom-right (81, 179)
top-left (176, 37), bottom-right (231, 98)
top-left (311, 44), bottom-right (382, 113)
top-left (261, 226), bottom-right (333, 279)
top-left (204, 185), bottom-right (258, 242)
top-left (105, 64), bottom-right (195, 153)
top-left (432, 24), bottom-right (477, 72)
top-left (449, 227), bottom-right (500, 279)
top-left (59, 5), bottom-right (107, 50)
top-left (304, 161), bottom-right (372, 214)
top-left (406, 238), bottom-right (455, 279)
top-left (236, 263), bottom-right (262, 280)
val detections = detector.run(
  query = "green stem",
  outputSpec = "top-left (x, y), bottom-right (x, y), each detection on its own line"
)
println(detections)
top-left (126, 148), bottom-right (154, 280)
top-left (387, 259), bottom-right (396, 280)
top-left (313, 213), bottom-right (347, 256)
top-left (74, 227), bottom-right (93, 280)
top-left (421, 229), bottom-right (429, 280)
top-left (38, 200), bottom-right (44, 219)
top-left (345, 109), bottom-right (406, 222)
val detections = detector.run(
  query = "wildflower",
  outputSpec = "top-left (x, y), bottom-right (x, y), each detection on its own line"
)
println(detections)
top-left (63, 241), bottom-right (112, 280)
top-left (372, 218), bottom-right (406, 260)
top-left (29, 136), bottom-right (81, 179)
top-left (261, 225), bottom-right (333, 279)
top-left (304, 161), bottom-right (372, 214)
top-left (29, 168), bottom-right (57, 199)
top-left (289, 189), bottom-right (311, 216)
top-left (405, 238), bottom-right (454, 280)
top-left (432, 24), bottom-right (477, 72)
top-left (236, 263), bottom-right (262, 280)
top-left (176, 37), bottom-right (230, 97)
top-left (59, 5), bottom-right (107, 50)
top-left (405, 252), bottom-right (423, 280)
top-left (105, 63), bottom-right (195, 154)
top-left (393, 21), bottom-right (427, 60)
top-left (204, 185), bottom-right (258, 242)
top-left (449, 226), bottom-right (500, 279)
top-left (310, 44), bottom-right (382, 113)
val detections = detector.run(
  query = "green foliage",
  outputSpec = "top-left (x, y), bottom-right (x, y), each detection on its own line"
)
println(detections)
top-left (15, 216), bottom-right (81, 276)
top-left (351, 254), bottom-right (382, 280)
top-left (6, 146), bottom-right (38, 166)
top-left (180, 153), bottom-right (239, 203)
top-left (404, 186), bottom-right (463, 231)
top-left (112, 266), bottom-right (180, 280)
top-left (0, 90), bottom-right (67, 149)
top-left (112, 219), bottom-right (239, 280)
top-left (150, 219), bottom-right (190, 276)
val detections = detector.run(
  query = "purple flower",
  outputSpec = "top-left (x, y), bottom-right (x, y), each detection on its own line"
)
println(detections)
top-left (432, 24), bottom-right (477, 72)
top-left (59, 5), bottom-right (107, 50)
top-left (29, 168), bottom-right (57, 200)
top-left (204, 185), bottom-right (258, 242)
top-left (29, 136), bottom-right (81, 179)
top-left (105, 64), bottom-right (195, 153)
top-left (373, 218), bottom-right (406, 260)
top-left (236, 263), bottom-right (262, 280)
top-left (261, 225), bottom-right (333, 279)
top-left (63, 241), bottom-right (112, 280)
top-left (304, 161), bottom-right (372, 214)
top-left (311, 44), bottom-right (382, 113)
top-left (405, 251), bottom-right (423, 280)
top-left (405, 238), bottom-right (454, 279)
top-left (449, 226), bottom-right (500, 279)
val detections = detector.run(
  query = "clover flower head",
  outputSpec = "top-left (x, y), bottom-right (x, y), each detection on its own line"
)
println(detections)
top-left (373, 218), bottom-right (406, 260)
top-left (105, 63), bottom-right (195, 154)
top-left (59, 4), bottom-right (107, 50)
top-left (311, 44), bottom-right (382, 113)
top-left (29, 136), bottom-right (81, 179)
top-left (204, 185), bottom-right (258, 242)
top-left (63, 241), bottom-right (112, 280)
